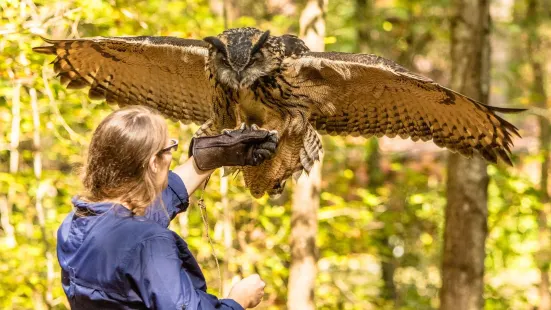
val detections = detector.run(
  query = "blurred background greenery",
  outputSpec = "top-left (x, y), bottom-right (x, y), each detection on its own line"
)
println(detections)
top-left (0, 0), bottom-right (547, 309)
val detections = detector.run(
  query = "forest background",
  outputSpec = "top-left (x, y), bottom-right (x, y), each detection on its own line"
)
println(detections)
top-left (0, 0), bottom-right (548, 309)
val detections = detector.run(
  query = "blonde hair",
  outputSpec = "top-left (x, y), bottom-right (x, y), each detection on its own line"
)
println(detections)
top-left (80, 106), bottom-right (168, 216)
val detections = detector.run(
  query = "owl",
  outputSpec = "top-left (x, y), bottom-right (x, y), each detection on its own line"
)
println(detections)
top-left (34, 27), bottom-right (523, 198)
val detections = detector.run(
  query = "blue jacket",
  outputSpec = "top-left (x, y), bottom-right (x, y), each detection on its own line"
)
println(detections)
top-left (57, 171), bottom-right (243, 310)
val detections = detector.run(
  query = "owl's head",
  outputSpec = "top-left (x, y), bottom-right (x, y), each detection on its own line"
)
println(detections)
top-left (204, 28), bottom-right (284, 89)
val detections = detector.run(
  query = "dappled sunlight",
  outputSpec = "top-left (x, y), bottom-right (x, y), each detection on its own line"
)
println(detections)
top-left (1, 0), bottom-right (549, 309)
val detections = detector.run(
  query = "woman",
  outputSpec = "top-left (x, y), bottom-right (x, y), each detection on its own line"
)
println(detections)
top-left (57, 106), bottom-right (278, 309)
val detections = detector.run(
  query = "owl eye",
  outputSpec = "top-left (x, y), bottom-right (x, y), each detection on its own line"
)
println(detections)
top-left (248, 52), bottom-right (264, 66)
top-left (220, 56), bottom-right (230, 66)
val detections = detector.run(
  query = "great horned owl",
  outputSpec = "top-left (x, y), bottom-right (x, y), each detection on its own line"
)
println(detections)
top-left (34, 27), bottom-right (523, 198)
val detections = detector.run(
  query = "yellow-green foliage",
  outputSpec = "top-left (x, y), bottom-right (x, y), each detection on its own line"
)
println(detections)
top-left (0, 1), bottom-right (544, 309)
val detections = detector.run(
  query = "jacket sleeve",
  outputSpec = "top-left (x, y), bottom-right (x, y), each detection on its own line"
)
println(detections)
top-left (127, 234), bottom-right (244, 310)
top-left (145, 171), bottom-right (190, 227)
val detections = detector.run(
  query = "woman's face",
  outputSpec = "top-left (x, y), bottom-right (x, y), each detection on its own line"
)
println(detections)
top-left (154, 136), bottom-right (177, 190)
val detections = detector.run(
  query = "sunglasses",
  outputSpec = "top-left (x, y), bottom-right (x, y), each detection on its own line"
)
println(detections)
top-left (157, 138), bottom-right (179, 155)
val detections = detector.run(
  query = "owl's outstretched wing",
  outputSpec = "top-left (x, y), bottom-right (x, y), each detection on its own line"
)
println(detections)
top-left (33, 36), bottom-right (212, 124)
top-left (285, 51), bottom-right (524, 165)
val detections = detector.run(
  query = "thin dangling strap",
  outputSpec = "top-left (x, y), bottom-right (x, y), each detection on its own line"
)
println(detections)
top-left (197, 175), bottom-right (222, 296)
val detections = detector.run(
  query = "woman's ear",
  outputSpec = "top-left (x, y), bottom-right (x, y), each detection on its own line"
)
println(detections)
top-left (149, 155), bottom-right (159, 173)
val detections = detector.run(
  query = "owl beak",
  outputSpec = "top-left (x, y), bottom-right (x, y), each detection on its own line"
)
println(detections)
top-left (236, 71), bottom-right (246, 88)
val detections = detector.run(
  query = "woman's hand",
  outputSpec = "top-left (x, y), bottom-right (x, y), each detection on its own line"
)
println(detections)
top-left (227, 274), bottom-right (266, 309)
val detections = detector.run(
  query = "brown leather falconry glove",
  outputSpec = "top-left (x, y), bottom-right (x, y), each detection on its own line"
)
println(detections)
top-left (189, 125), bottom-right (279, 171)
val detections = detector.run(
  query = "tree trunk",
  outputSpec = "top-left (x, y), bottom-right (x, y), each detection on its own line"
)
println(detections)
top-left (298, 0), bottom-right (327, 52)
top-left (535, 60), bottom-right (551, 310)
top-left (440, 1), bottom-right (490, 309)
top-left (0, 195), bottom-right (15, 248)
top-left (355, 0), bottom-right (372, 53)
top-left (222, 0), bottom-right (239, 29)
top-left (288, 164), bottom-right (321, 310)
top-left (367, 140), bottom-right (397, 304)
top-left (288, 1), bottom-right (326, 309)
top-left (3, 69), bottom-right (21, 248)
top-left (526, 0), bottom-right (551, 308)
top-left (30, 86), bottom-right (54, 309)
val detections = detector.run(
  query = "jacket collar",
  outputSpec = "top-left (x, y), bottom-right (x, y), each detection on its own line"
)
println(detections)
top-left (71, 196), bottom-right (132, 216)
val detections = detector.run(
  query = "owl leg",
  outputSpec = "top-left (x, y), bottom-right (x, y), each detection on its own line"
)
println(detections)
top-left (194, 119), bottom-right (219, 137)
top-left (221, 104), bottom-right (245, 133)
top-left (222, 123), bottom-right (241, 134)
top-left (222, 123), bottom-right (276, 135)
top-left (221, 112), bottom-right (243, 133)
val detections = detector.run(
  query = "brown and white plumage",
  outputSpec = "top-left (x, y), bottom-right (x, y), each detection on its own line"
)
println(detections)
top-left (34, 36), bottom-right (212, 124)
top-left (34, 27), bottom-right (523, 198)
top-left (286, 52), bottom-right (523, 164)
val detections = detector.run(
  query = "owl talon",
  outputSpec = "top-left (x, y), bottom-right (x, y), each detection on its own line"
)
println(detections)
top-left (268, 130), bottom-right (279, 143)
top-left (251, 124), bottom-right (259, 131)
top-left (239, 123), bottom-right (247, 131)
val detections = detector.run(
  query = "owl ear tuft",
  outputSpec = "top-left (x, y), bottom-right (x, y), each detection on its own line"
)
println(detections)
top-left (203, 36), bottom-right (227, 55)
top-left (251, 30), bottom-right (270, 55)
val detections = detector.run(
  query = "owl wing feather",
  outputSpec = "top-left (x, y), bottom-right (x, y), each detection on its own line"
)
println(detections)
top-left (284, 51), bottom-right (524, 165)
top-left (33, 36), bottom-right (212, 124)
